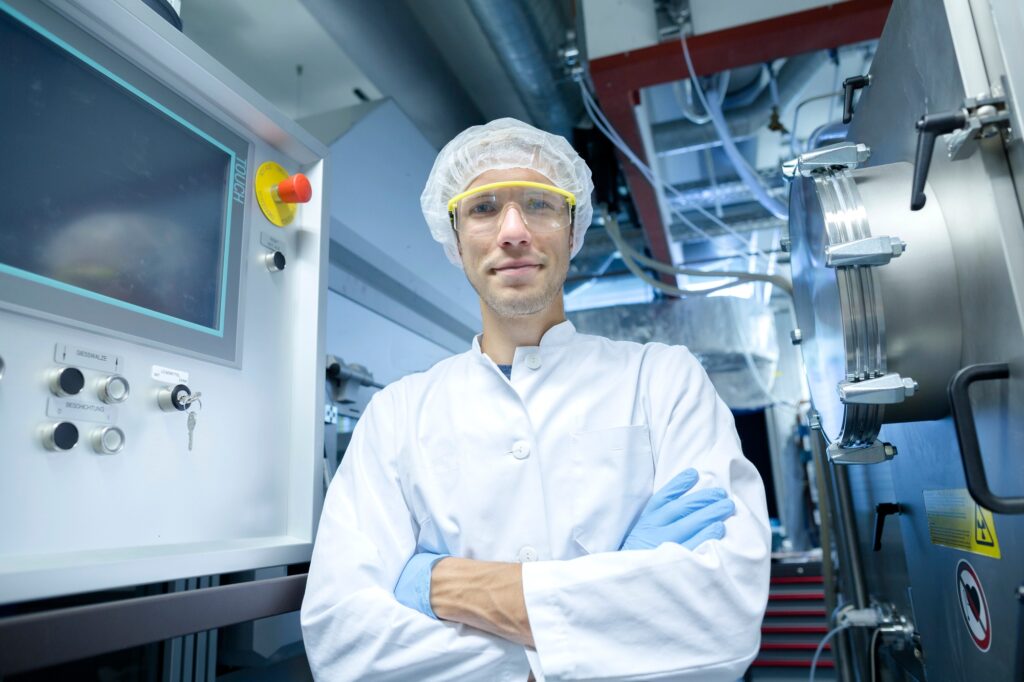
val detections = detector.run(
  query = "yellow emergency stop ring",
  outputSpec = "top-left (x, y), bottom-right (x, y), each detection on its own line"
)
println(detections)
top-left (255, 161), bottom-right (297, 227)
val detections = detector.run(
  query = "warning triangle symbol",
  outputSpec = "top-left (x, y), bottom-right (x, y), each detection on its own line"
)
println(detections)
top-left (975, 507), bottom-right (995, 546)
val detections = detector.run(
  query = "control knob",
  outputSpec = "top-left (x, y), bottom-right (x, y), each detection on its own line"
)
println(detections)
top-left (42, 421), bottom-right (79, 451)
top-left (49, 367), bottom-right (85, 397)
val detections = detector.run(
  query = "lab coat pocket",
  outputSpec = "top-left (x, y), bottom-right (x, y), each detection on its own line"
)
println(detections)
top-left (570, 425), bottom-right (654, 554)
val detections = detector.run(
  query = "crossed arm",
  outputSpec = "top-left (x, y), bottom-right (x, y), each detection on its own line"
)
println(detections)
top-left (397, 469), bottom-right (735, 648)
top-left (430, 558), bottom-right (535, 647)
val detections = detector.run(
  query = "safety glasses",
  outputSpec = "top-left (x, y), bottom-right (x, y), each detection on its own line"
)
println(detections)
top-left (447, 181), bottom-right (576, 236)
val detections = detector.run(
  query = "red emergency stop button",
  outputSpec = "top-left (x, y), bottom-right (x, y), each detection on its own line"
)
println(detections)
top-left (274, 173), bottom-right (312, 204)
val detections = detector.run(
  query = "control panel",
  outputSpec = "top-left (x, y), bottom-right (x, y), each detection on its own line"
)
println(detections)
top-left (0, 0), bottom-right (327, 603)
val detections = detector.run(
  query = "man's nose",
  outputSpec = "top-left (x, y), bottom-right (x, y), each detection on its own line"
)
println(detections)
top-left (496, 204), bottom-right (532, 246)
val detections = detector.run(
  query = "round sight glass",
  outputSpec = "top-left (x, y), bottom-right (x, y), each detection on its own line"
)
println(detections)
top-left (448, 181), bottom-right (575, 236)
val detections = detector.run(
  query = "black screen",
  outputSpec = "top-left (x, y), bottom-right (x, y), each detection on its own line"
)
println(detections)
top-left (0, 6), bottom-right (232, 331)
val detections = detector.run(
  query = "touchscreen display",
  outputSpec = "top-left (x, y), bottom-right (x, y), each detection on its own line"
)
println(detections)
top-left (0, 6), bottom-right (233, 333)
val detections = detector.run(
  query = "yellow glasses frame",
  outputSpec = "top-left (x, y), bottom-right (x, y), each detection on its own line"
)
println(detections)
top-left (447, 181), bottom-right (577, 229)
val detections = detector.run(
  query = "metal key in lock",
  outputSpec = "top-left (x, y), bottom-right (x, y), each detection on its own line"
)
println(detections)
top-left (187, 411), bottom-right (197, 451)
top-left (182, 393), bottom-right (201, 452)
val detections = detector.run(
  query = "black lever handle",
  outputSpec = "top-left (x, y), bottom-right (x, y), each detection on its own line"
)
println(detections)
top-left (948, 363), bottom-right (1023, 514)
top-left (842, 75), bottom-right (871, 124)
top-left (911, 110), bottom-right (967, 210)
top-left (872, 502), bottom-right (901, 551)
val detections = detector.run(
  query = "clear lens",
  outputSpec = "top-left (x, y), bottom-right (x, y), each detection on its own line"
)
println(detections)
top-left (455, 185), bottom-right (571, 235)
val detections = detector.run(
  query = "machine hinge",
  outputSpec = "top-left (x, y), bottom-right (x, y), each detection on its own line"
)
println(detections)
top-left (782, 142), bottom-right (871, 178)
top-left (825, 236), bottom-right (907, 267)
top-left (828, 439), bottom-right (898, 465)
top-left (946, 94), bottom-right (1011, 160)
top-left (838, 373), bottom-right (918, 404)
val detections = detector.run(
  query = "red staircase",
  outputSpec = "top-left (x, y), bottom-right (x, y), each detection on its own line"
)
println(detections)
top-left (751, 562), bottom-right (836, 679)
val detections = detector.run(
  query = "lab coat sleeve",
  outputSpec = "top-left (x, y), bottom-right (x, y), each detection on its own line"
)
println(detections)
top-left (521, 346), bottom-right (771, 681)
top-left (301, 388), bottom-right (529, 682)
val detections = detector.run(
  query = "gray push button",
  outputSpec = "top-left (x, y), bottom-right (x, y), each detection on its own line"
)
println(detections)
top-left (92, 426), bottom-right (126, 454)
top-left (97, 375), bottom-right (131, 404)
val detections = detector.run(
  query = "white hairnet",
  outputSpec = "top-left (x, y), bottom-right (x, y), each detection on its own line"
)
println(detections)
top-left (420, 117), bottom-right (594, 268)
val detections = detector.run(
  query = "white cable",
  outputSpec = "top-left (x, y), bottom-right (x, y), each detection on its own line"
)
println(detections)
top-left (581, 85), bottom-right (758, 256)
top-left (725, 289), bottom-right (800, 408)
top-left (827, 56), bottom-right (841, 122)
top-left (606, 213), bottom-right (801, 407)
top-left (672, 70), bottom-right (730, 125)
top-left (578, 82), bottom-right (776, 266)
top-left (679, 32), bottom-right (789, 220)
top-left (809, 624), bottom-right (849, 682)
top-left (579, 82), bottom-right (743, 247)
top-left (870, 627), bottom-right (881, 682)
top-left (602, 211), bottom-right (746, 296)
top-left (789, 91), bottom-right (843, 156)
top-left (605, 211), bottom-right (791, 293)
top-left (586, 99), bottom-right (797, 407)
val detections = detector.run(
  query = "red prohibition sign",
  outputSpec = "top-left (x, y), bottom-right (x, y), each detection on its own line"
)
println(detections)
top-left (956, 559), bottom-right (991, 652)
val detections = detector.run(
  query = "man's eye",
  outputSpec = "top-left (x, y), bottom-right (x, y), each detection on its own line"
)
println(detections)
top-left (526, 199), bottom-right (555, 212)
top-left (469, 202), bottom-right (497, 215)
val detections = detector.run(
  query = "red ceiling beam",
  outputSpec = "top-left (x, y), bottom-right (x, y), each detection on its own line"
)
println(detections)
top-left (589, 0), bottom-right (892, 280)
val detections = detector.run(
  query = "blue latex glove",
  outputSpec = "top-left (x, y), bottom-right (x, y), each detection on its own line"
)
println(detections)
top-left (621, 468), bottom-right (736, 551)
top-left (394, 551), bottom-right (449, 618)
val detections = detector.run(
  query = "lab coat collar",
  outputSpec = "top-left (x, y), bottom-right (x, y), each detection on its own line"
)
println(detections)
top-left (471, 319), bottom-right (577, 354)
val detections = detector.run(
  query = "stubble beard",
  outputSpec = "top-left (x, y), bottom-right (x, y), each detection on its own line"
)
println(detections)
top-left (474, 260), bottom-right (568, 318)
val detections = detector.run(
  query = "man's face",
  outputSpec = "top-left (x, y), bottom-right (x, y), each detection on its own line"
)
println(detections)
top-left (456, 168), bottom-right (573, 318)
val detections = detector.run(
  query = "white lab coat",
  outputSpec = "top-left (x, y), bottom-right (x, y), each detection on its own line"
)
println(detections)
top-left (301, 321), bottom-right (771, 681)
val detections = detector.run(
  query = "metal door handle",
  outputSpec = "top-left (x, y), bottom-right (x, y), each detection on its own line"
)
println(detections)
top-left (911, 110), bottom-right (967, 210)
top-left (948, 363), bottom-right (1023, 514)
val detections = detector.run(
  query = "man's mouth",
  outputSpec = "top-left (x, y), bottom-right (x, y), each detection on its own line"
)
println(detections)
top-left (490, 257), bottom-right (543, 277)
top-left (493, 264), bottom-right (540, 275)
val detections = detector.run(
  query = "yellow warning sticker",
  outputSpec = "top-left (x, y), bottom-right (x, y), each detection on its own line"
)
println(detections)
top-left (923, 489), bottom-right (1001, 559)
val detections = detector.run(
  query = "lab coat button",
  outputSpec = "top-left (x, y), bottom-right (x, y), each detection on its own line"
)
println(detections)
top-left (525, 353), bottom-right (541, 370)
top-left (518, 546), bottom-right (538, 562)
top-left (511, 440), bottom-right (531, 459)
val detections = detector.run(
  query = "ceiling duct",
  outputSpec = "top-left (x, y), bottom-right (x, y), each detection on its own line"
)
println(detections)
top-left (297, 0), bottom-right (483, 149)
top-left (652, 51), bottom-right (825, 154)
top-left (466, 0), bottom-right (581, 139)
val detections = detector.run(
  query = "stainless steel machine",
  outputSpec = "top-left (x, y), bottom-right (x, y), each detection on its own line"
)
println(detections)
top-left (785, 0), bottom-right (1024, 679)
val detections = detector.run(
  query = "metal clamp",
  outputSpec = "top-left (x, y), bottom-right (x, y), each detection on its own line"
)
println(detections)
top-left (828, 440), bottom-right (897, 465)
top-left (947, 95), bottom-right (1011, 160)
top-left (948, 363), bottom-right (1023, 514)
top-left (782, 142), bottom-right (871, 178)
top-left (838, 373), bottom-right (918, 404)
top-left (825, 236), bottom-right (907, 267)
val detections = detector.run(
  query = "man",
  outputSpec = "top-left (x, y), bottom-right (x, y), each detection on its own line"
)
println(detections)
top-left (301, 118), bottom-right (771, 681)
